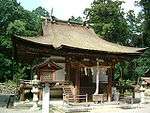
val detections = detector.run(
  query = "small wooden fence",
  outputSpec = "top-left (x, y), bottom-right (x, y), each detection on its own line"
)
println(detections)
top-left (63, 93), bottom-right (88, 103)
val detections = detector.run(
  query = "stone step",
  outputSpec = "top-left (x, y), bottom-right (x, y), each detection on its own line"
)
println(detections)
top-left (13, 104), bottom-right (33, 109)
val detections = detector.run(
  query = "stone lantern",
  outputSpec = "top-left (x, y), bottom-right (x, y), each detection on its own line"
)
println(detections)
top-left (139, 81), bottom-right (146, 104)
top-left (30, 75), bottom-right (40, 109)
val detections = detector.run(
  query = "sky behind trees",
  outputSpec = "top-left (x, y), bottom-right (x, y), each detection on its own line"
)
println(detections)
top-left (17, 0), bottom-right (141, 20)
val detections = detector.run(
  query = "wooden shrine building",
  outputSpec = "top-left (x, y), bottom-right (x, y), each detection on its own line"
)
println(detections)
top-left (12, 18), bottom-right (146, 102)
top-left (33, 58), bottom-right (62, 82)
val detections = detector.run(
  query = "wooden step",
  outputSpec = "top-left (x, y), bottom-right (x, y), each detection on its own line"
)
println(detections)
top-left (63, 85), bottom-right (76, 102)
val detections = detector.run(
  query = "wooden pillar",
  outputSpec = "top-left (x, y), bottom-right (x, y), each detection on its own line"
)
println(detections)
top-left (65, 58), bottom-right (71, 81)
top-left (107, 66), bottom-right (113, 102)
top-left (111, 61), bottom-right (115, 84)
top-left (39, 89), bottom-right (43, 100)
top-left (75, 62), bottom-right (80, 95)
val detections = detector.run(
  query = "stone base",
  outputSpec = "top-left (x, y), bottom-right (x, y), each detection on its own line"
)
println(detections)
top-left (93, 94), bottom-right (104, 104)
top-left (30, 106), bottom-right (40, 111)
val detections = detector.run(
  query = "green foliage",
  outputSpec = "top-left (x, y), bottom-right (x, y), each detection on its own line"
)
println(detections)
top-left (134, 52), bottom-right (150, 77)
top-left (140, 0), bottom-right (150, 47)
top-left (132, 0), bottom-right (150, 82)
top-left (21, 10), bottom-right (42, 36)
top-left (6, 11), bottom-right (42, 36)
top-left (7, 20), bottom-right (26, 35)
top-left (4, 80), bottom-right (17, 87)
top-left (119, 79), bottom-right (133, 87)
top-left (13, 63), bottom-right (29, 83)
top-left (0, 0), bottom-right (42, 37)
top-left (0, 0), bottom-right (24, 34)
top-left (114, 61), bottom-right (129, 80)
top-left (0, 0), bottom-right (45, 83)
top-left (126, 10), bottom-right (145, 47)
top-left (0, 53), bottom-right (13, 82)
top-left (84, 0), bottom-right (129, 44)
top-left (68, 16), bottom-right (83, 23)
top-left (0, 35), bottom-right (12, 47)
top-left (33, 6), bottom-right (50, 17)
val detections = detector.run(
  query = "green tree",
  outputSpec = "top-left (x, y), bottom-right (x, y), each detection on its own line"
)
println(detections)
top-left (0, 0), bottom-right (23, 35)
top-left (133, 0), bottom-right (150, 81)
top-left (19, 9), bottom-right (42, 36)
top-left (126, 10), bottom-right (144, 47)
top-left (140, 0), bottom-right (150, 47)
top-left (0, 0), bottom-right (43, 47)
top-left (0, 53), bottom-right (12, 82)
top-left (33, 6), bottom-right (50, 17)
top-left (7, 20), bottom-right (26, 36)
top-left (0, 0), bottom-right (46, 82)
top-left (84, 0), bottom-right (129, 45)
top-left (68, 16), bottom-right (83, 23)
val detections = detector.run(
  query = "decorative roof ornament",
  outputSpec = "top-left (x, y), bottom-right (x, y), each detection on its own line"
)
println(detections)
top-left (82, 21), bottom-right (89, 28)
top-left (67, 18), bottom-right (71, 25)
top-left (51, 16), bottom-right (56, 23)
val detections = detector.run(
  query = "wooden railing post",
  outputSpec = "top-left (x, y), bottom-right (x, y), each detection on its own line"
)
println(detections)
top-left (66, 94), bottom-right (69, 104)
top-left (86, 94), bottom-right (88, 103)
top-left (63, 93), bottom-right (65, 105)
top-left (74, 95), bottom-right (76, 103)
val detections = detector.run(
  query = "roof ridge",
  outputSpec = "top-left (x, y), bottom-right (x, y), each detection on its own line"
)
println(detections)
top-left (42, 16), bottom-right (90, 28)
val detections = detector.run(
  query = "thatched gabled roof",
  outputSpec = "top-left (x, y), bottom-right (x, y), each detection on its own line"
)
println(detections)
top-left (16, 20), bottom-right (146, 54)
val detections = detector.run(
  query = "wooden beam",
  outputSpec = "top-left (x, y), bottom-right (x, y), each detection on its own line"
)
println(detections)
top-left (15, 39), bottom-right (138, 62)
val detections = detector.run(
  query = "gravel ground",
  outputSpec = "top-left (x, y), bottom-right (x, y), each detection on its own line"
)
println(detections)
top-left (0, 108), bottom-right (41, 113)
top-left (90, 104), bottom-right (150, 113)
top-left (0, 102), bottom-right (150, 113)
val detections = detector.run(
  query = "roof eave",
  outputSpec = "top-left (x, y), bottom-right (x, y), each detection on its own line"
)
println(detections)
top-left (12, 35), bottom-right (146, 56)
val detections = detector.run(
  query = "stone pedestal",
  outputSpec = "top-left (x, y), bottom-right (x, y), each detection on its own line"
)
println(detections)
top-left (93, 94), bottom-right (104, 104)
top-left (139, 86), bottom-right (145, 104)
top-left (140, 92), bottom-right (145, 103)
top-left (31, 86), bottom-right (39, 108)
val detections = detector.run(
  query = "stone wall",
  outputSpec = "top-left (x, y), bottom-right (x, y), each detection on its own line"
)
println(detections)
top-left (0, 82), bottom-right (17, 95)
